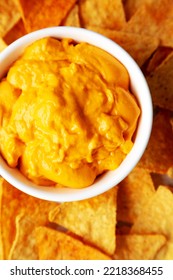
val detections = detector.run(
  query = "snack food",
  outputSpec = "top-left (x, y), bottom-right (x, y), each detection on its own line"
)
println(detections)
top-left (0, 37), bottom-right (140, 188)
top-left (0, 0), bottom-right (173, 261)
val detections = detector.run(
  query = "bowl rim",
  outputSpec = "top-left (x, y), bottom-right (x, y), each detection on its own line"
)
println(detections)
top-left (0, 26), bottom-right (153, 202)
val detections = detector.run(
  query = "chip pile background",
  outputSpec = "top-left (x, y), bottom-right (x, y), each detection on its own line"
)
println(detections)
top-left (0, 0), bottom-right (173, 260)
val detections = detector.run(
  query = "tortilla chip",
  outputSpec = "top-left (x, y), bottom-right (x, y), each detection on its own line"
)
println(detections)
top-left (117, 167), bottom-right (155, 224)
top-left (8, 213), bottom-right (38, 260)
top-left (138, 110), bottom-right (173, 173)
top-left (155, 241), bottom-right (173, 260)
top-left (146, 53), bottom-right (173, 111)
top-left (3, 18), bottom-right (26, 45)
top-left (0, 38), bottom-right (7, 52)
top-left (114, 234), bottom-right (166, 260)
top-left (145, 46), bottom-right (173, 73)
top-left (49, 187), bottom-right (117, 255)
top-left (0, 179), bottom-right (57, 259)
top-left (62, 4), bottom-right (80, 27)
top-left (122, 0), bottom-right (173, 37)
top-left (157, 18), bottom-right (173, 48)
top-left (123, 0), bottom-right (148, 21)
top-left (0, 0), bottom-right (21, 37)
top-left (16, 0), bottom-right (77, 32)
top-left (35, 226), bottom-right (111, 260)
top-left (151, 173), bottom-right (173, 189)
top-left (131, 186), bottom-right (173, 241)
top-left (167, 167), bottom-right (173, 179)
top-left (79, 0), bottom-right (126, 30)
top-left (86, 26), bottom-right (158, 67)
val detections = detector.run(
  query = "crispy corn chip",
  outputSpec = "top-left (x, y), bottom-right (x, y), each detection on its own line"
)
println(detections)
top-left (9, 213), bottom-right (38, 260)
top-left (79, 0), bottom-right (126, 30)
top-left (155, 241), bottom-right (173, 260)
top-left (87, 26), bottom-right (158, 67)
top-left (167, 167), bottom-right (173, 179)
top-left (114, 234), bottom-right (166, 260)
top-left (0, 38), bottom-right (7, 52)
top-left (122, 0), bottom-right (173, 45)
top-left (49, 187), bottom-right (117, 255)
top-left (16, 0), bottom-right (77, 32)
top-left (62, 4), bottom-right (80, 27)
top-left (117, 167), bottom-right (155, 224)
top-left (157, 18), bottom-right (173, 48)
top-left (3, 18), bottom-right (26, 45)
top-left (123, 0), bottom-right (148, 20)
top-left (146, 53), bottom-right (173, 111)
top-left (0, 179), bottom-right (57, 259)
top-left (145, 46), bottom-right (173, 73)
top-left (35, 226), bottom-right (111, 260)
top-left (131, 186), bottom-right (173, 242)
top-left (138, 110), bottom-right (173, 173)
top-left (0, 0), bottom-right (21, 37)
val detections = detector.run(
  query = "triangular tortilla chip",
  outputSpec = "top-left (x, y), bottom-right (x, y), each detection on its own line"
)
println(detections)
top-left (16, 0), bottom-right (77, 32)
top-left (49, 187), bottom-right (117, 255)
top-left (79, 0), bottom-right (126, 30)
top-left (35, 226), bottom-right (111, 260)
top-left (3, 18), bottom-right (26, 45)
top-left (62, 4), bottom-right (80, 27)
top-left (0, 179), bottom-right (57, 259)
top-left (0, 38), bottom-right (7, 53)
top-left (86, 26), bottom-right (158, 67)
top-left (145, 46), bottom-right (173, 73)
top-left (8, 213), bottom-right (38, 260)
top-left (122, 0), bottom-right (173, 39)
top-left (146, 53), bottom-right (173, 111)
top-left (138, 110), bottom-right (173, 173)
top-left (117, 167), bottom-right (155, 224)
top-left (123, 0), bottom-right (148, 21)
top-left (155, 241), bottom-right (173, 260)
top-left (0, 0), bottom-right (21, 37)
top-left (114, 234), bottom-right (166, 260)
top-left (131, 186), bottom-right (173, 242)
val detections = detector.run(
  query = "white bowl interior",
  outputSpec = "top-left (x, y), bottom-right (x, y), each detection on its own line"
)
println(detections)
top-left (0, 27), bottom-right (153, 202)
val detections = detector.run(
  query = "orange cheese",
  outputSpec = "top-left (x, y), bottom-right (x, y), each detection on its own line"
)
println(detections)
top-left (0, 38), bottom-right (140, 188)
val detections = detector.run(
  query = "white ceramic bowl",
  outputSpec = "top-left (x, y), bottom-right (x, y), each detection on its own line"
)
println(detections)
top-left (0, 27), bottom-right (153, 202)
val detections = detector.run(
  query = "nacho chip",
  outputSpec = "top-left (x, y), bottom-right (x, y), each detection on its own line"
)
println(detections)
top-left (0, 38), bottom-right (7, 52)
top-left (79, 0), bottom-right (126, 30)
top-left (145, 46), bottom-right (173, 73)
top-left (8, 213), bottom-right (38, 260)
top-left (86, 26), bottom-right (158, 67)
top-left (131, 186), bottom-right (173, 242)
top-left (167, 167), bottom-right (173, 179)
top-left (122, 0), bottom-right (173, 40)
top-left (3, 18), bottom-right (26, 45)
top-left (35, 226), bottom-right (111, 260)
top-left (0, 0), bottom-right (21, 37)
top-left (157, 18), bottom-right (173, 48)
top-left (62, 4), bottom-right (80, 27)
top-left (117, 167), bottom-right (155, 224)
top-left (146, 53), bottom-right (173, 111)
top-left (123, 0), bottom-right (148, 20)
top-left (155, 241), bottom-right (173, 260)
top-left (114, 234), bottom-right (166, 260)
top-left (16, 0), bottom-right (77, 32)
top-left (0, 179), bottom-right (57, 259)
top-left (138, 110), bottom-right (173, 173)
top-left (49, 187), bottom-right (117, 255)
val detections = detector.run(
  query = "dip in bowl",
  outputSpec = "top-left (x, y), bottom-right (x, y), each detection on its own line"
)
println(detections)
top-left (0, 27), bottom-right (152, 202)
